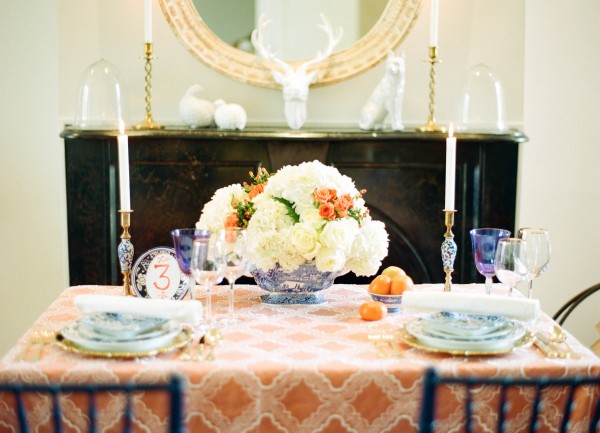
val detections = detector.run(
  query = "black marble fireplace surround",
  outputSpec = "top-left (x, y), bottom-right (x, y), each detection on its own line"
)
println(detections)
top-left (61, 126), bottom-right (526, 287)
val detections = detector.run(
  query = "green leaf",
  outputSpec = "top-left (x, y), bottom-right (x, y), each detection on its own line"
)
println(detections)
top-left (273, 197), bottom-right (300, 223)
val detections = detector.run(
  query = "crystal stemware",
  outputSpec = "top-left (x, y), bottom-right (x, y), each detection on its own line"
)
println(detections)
top-left (493, 238), bottom-right (529, 296)
top-left (191, 231), bottom-right (226, 327)
top-left (518, 227), bottom-right (551, 298)
top-left (171, 228), bottom-right (208, 301)
top-left (469, 228), bottom-right (511, 294)
top-left (220, 227), bottom-right (248, 326)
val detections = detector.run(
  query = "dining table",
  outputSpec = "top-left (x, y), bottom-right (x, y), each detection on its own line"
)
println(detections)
top-left (1, 283), bottom-right (599, 433)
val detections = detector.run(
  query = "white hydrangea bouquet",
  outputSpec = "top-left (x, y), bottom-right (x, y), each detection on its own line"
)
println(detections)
top-left (197, 160), bottom-right (389, 277)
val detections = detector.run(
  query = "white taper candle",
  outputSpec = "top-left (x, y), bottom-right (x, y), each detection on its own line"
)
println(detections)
top-left (144, 0), bottom-right (152, 43)
top-left (117, 121), bottom-right (131, 211)
top-left (444, 123), bottom-right (456, 211)
top-left (430, 0), bottom-right (439, 47)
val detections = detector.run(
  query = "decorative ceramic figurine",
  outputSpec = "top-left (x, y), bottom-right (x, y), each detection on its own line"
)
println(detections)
top-left (178, 84), bottom-right (215, 128)
top-left (214, 99), bottom-right (247, 130)
top-left (358, 51), bottom-right (406, 131)
top-left (252, 14), bottom-right (343, 130)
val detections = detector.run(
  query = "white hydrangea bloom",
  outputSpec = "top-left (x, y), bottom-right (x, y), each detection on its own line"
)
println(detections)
top-left (196, 184), bottom-right (245, 232)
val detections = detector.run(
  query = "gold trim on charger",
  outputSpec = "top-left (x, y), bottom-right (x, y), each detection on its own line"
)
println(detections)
top-left (396, 326), bottom-right (532, 357)
top-left (55, 326), bottom-right (193, 359)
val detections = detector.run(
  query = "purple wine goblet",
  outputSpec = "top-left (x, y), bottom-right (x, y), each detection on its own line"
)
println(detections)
top-left (171, 228), bottom-right (210, 301)
top-left (470, 228), bottom-right (511, 295)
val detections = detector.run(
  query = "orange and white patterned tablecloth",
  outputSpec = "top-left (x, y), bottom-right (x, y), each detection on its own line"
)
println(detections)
top-left (1, 284), bottom-right (599, 433)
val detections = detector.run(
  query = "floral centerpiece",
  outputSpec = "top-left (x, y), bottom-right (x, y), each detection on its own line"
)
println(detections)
top-left (197, 160), bottom-right (389, 303)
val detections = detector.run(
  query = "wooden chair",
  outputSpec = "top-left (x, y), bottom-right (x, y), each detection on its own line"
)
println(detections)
top-left (0, 376), bottom-right (185, 433)
top-left (419, 367), bottom-right (600, 433)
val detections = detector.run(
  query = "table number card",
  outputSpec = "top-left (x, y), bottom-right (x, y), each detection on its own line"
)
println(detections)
top-left (131, 247), bottom-right (189, 300)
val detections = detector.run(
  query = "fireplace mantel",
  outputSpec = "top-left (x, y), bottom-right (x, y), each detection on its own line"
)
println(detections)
top-left (61, 126), bottom-right (526, 287)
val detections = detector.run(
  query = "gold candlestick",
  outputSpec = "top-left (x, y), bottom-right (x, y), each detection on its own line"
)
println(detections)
top-left (135, 42), bottom-right (163, 130)
top-left (441, 209), bottom-right (457, 292)
top-left (118, 210), bottom-right (134, 296)
top-left (419, 46), bottom-right (446, 133)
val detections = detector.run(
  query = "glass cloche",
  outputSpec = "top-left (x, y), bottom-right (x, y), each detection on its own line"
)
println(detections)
top-left (456, 64), bottom-right (507, 133)
top-left (73, 59), bottom-right (128, 129)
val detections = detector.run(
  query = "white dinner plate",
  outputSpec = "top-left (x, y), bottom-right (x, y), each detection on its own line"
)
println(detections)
top-left (405, 318), bottom-right (526, 353)
top-left (61, 319), bottom-right (181, 353)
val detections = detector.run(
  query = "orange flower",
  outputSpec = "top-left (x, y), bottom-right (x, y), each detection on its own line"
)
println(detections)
top-left (335, 194), bottom-right (353, 212)
top-left (318, 202), bottom-right (337, 220)
top-left (248, 183), bottom-right (265, 200)
top-left (224, 212), bottom-right (239, 228)
top-left (313, 188), bottom-right (337, 203)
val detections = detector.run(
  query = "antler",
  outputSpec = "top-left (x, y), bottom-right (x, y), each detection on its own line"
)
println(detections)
top-left (251, 14), bottom-right (294, 75)
top-left (297, 13), bottom-right (344, 74)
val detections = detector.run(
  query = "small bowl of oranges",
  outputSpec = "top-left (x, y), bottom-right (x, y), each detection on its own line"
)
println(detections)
top-left (367, 266), bottom-right (414, 313)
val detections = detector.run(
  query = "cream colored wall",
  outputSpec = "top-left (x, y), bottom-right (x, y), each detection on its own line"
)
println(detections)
top-left (1, 0), bottom-right (597, 356)
top-left (0, 1), bottom-right (68, 354)
top-left (519, 1), bottom-right (600, 346)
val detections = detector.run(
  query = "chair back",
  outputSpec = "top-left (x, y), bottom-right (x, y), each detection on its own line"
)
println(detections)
top-left (419, 367), bottom-right (600, 433)
top-left (0, 376), bottom-right (185, 433)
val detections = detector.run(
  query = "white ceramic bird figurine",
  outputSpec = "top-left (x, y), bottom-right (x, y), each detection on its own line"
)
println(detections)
top-left (179, 85), bottom-right (215, 128)
top-left (214, 99), bottom-right (247, 130)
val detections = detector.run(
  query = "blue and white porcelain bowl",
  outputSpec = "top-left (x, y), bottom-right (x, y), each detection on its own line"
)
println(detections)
top-left (250, 263), bottom-right (345, 305)
top-left (369, 292), bottom-right (403, 313)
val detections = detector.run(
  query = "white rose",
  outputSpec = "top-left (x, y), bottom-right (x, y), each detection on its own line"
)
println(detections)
top-left (300, 207), bottom-right (326, 230)
top-left (290, 223), bottom-right (321, 260)
top-left (315, 247), bottom-right (346, 272)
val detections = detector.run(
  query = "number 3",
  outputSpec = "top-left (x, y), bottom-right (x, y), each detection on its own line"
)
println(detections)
top-left (153, 263), bottom-right (171, 291)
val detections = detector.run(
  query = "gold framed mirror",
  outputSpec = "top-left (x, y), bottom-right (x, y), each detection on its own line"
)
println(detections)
top-left (159, 0), bottom-right (422, 89)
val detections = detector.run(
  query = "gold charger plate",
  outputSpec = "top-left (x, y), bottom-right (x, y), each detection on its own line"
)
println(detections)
top-left (396, 326), bottom-right (532, 356)
top-left (55, 326), bottom-right (192, 358)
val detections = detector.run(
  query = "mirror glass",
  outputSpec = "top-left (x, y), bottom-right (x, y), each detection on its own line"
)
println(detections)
top-left (194, 0), bottom-right (388, 60)
top-left (160, 0), bottom-right (422, 89)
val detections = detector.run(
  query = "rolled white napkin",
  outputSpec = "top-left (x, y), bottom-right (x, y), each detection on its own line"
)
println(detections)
top-left (74, 295), bottom-right (203, 325)
top-left (401, 290), bottom-right (540, 321)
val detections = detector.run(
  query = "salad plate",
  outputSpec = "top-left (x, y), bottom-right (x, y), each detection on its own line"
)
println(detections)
top-left (80, 312), bottom-right (169, 338)
top-left (405, 317), bottom-right (526, 353)
top-left (61, 319), bottom-right (181, 353)
top-left (420, 311), bottom-right (508, 338)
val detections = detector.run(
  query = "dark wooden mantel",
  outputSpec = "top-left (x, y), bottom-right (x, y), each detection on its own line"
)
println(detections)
top-left (61, 126), bottom-right (527, 287)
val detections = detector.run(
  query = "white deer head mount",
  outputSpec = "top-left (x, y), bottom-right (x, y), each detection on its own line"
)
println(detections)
top-left (251, 13), bottom-right (343, 130)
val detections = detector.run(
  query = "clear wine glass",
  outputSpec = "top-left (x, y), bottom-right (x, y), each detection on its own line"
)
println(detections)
top-left (171, 228), bottom-right (208, 301)
top-left (493, 238), bottom-right (529, 296)
top-left (219, 227), bottom-right (248, 326)
top-left (518, 227), bottom-right (551, 298)
top-left (191, 231), bottom-right (226, 327)
top-left (469, 228), bottom-right (511, 294)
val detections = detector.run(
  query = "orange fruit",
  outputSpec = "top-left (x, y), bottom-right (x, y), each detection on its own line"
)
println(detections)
top-left (359, 301), bottom-right (388, 321)
top-left (368, 275), bottom-right (392, 295)
top-left (390, 274), bottom-right (414, 295)
top-left (381, 266), bottom-right (406, 280)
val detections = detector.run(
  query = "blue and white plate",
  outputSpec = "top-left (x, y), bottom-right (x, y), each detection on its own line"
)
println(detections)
top-left (405, 317), bottom-right (525, 352)
top-left (62, 319), bottom-right (181, 353)
top-left (421, 311), bottom-right (508, 338)
top-left (80, 312), bottom-right (169, 339)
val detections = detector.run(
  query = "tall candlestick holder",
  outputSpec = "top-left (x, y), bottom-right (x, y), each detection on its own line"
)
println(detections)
top-left (135, 42), bottom-right (163, 130)
top-left (419, 46), bottom-right (446, 133)
top-left (118, 210), bottom-right (135, 296)
top-left (441, 209), bottom-right (457, 292)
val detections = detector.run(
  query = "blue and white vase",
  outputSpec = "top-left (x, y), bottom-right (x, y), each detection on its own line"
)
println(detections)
top-left (250, 263), bottom-right (345, 304)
